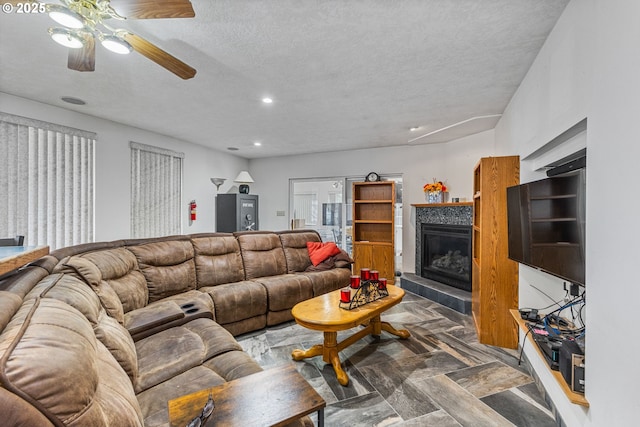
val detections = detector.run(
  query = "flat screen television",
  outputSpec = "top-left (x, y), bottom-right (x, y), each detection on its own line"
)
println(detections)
top-left (506, 169), bottom-right (586, 286)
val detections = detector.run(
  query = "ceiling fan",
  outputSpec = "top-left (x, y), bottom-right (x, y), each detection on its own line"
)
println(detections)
top-left (8, 0), bottom-right (197, 79)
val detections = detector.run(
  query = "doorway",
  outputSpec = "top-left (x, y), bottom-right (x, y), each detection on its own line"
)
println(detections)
top-left (290, 175), bottom-right (402, 273)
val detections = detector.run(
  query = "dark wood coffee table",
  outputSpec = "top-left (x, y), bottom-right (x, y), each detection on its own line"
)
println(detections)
top-left (168, 364), bottom-right (325, 427)
top-left (291, 284), bottom-right (410, 386)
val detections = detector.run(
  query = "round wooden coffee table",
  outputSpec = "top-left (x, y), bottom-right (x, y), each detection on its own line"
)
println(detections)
top-left (291, 284), bottom-right (410, 386)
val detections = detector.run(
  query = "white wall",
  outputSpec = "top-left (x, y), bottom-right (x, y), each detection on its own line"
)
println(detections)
top-left (496, 0), bottom-right (639, 424)
top-left (249, 129), bottom-right (495, 273)
top-left (0, 92), bottom-right (249, 242)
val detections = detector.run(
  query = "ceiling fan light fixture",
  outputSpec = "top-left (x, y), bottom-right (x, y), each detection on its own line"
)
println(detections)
top-left (47, 4), bottom-right (85, 29)
top-left (48, 28), bottom-right (84, 49)
top-left (100, 35), bottom-right (133, 54)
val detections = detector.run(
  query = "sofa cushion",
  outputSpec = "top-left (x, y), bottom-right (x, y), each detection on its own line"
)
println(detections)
top-left (299, 268), bottom-right (352, 296)
top-left (94, 310), bottom-right (139, 385)
top-left (57, 256), bottom-right (126, 324)
top-left (92, 341), bottom-right (145, 426)
top-left (236, 232), bottom-right (287, 279)
top-left (137, 351), bottom-right (263, 427)
top-left (0, 291), bottom-right (22, 332)
top-left (255, 274), bottom-right (313, 312)
top-left (29, 273), bottom-right (140, 388)
top-left (136, 366), bottom-right (227, 427)
top-left (192, 234), bottom-right (245, 286)
top-left (127, 240), bottom-right (197, 303)
top-left (28, 273), bottom-right (101, 325)
top-left (220, 315), bottom-right (268, 337)
top-left (0, 388), bottom-right (55, 427)
top-left (0, 266), bottom-right (48, 331)
top-left (134, 318), bottom-right (243, 393)
top-left (200, 280), bottom-right (267, 325)
top-left (278, 230), bottom-right (321, 273)
top-left (202, 349), bottom-right (263, 381)
top-left (0, 298), bottom-right (143, 426)
top-left (81, 247), bottom-right (148, 313)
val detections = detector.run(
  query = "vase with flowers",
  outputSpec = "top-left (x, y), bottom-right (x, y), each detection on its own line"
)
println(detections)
top-left (423, 179), bottom-right (448, 203)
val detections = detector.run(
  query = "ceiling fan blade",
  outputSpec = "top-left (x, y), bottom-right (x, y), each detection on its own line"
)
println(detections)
top-left (68, 34), bottom-right (96, 72)
top-left (109, 0), bottom-right (195, 19)
top-left (123, 32), bottom-right (196, 80)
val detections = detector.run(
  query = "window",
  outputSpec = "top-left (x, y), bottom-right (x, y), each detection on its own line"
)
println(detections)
top-left (0, 113), bottom-right (95, 249)
top-left (130, 141), bottom-right (183, 238)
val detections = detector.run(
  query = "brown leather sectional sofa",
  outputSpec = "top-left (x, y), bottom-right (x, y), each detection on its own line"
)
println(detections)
top-left (0, 230), bottom-right (351, 426)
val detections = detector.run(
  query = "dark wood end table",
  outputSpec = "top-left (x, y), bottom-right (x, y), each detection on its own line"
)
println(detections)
top-left (168, 363), bottom-right (325, 427)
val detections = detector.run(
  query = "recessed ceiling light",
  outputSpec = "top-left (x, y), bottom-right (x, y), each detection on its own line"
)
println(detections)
top-left (227, 147), bottom-right (239, 151)
top-left (61, 96), bottom-right (86, 105)
top-left (409, 126), bottom-right (421, 132)
top-left (262, 97), bottom-right (273, 104)
top-left (253, 141), bottom-right (262, 147)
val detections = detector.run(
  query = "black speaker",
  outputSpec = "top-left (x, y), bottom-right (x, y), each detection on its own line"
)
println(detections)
top-left (559, 340), bottom-right (584, 391)
top-left (546, 156), bottom-right (586, 177)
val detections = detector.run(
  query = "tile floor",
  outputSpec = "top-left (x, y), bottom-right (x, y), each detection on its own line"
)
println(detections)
top-left (236, 290), bottom-right (557, 427)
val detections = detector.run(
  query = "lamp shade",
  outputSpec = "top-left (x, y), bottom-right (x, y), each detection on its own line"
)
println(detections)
top-left (49, 28), bottom-right (84, 48)
top-left (233, 171), bottom-right (254, 183)
top-left (100, 34), bottom-right (133, 54)
top-left (47, 4), bottom-right (85, 29)
top-left (210, 177), bottom-right (226, 192)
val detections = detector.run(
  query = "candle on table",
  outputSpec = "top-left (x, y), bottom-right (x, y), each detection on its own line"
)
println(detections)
top-left (350, 275), bottom-right (361, 288)
top-left (340, 287), bottom-right (351, 303)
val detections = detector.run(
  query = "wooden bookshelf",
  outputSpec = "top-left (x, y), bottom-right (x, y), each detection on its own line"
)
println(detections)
top-left (352, 181), bottom-right (395, 284)
top-left (472, 156), bottom-right (520, 349)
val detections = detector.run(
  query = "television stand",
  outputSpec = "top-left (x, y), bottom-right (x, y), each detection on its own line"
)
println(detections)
top-left (510, 310), bottom-right (588, 406)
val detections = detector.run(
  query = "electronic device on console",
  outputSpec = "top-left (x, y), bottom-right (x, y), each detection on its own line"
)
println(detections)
top-left (560, 340), bottom-right (585, 393)
top-left (528, 325), bottom-right (562, 370)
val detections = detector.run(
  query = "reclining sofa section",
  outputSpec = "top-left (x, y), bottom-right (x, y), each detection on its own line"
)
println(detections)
top-left (0, 229), bottom-right (350, 426)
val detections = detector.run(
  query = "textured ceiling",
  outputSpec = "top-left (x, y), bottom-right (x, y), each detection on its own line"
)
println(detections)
top-left (0, 0), bottom-right (569, 159)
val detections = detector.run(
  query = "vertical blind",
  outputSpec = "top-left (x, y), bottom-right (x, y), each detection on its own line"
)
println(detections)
top-left (130, 141), bottom-right (183, 238)
top-left (0, 112), bottom-right (95, 249)
top-left (293, 193), bottom-right (317, 226)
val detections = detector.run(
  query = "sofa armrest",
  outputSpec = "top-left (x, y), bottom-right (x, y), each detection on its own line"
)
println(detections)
top-left (126, 300), bottom-right (185, 337)
top-left (126, 299), bottom-right (213, 341)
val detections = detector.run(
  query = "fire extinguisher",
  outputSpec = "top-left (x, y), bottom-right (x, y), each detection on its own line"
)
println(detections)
top-left (189, 200), bottom-right (197, 222)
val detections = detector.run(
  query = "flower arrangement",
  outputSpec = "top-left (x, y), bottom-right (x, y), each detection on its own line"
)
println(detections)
top-left (423, 179), bottom-right (447, 194)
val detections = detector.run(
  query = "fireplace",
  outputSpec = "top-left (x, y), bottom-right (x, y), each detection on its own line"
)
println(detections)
top-left (421, 224), bottom-right (472, 291)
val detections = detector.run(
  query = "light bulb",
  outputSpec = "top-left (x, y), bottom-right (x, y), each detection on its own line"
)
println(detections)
top-left (101, 35), bottom-right (132, 54)
top-left (48, 5), bottom-right (84, 29)
top-left (49, 28), bottom-right (84, 49)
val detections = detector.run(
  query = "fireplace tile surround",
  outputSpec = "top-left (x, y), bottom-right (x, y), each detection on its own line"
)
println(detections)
top-left (404, 203), bottom-right (473, 314)
top-left (414, 203), bottom-right (473, 274)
